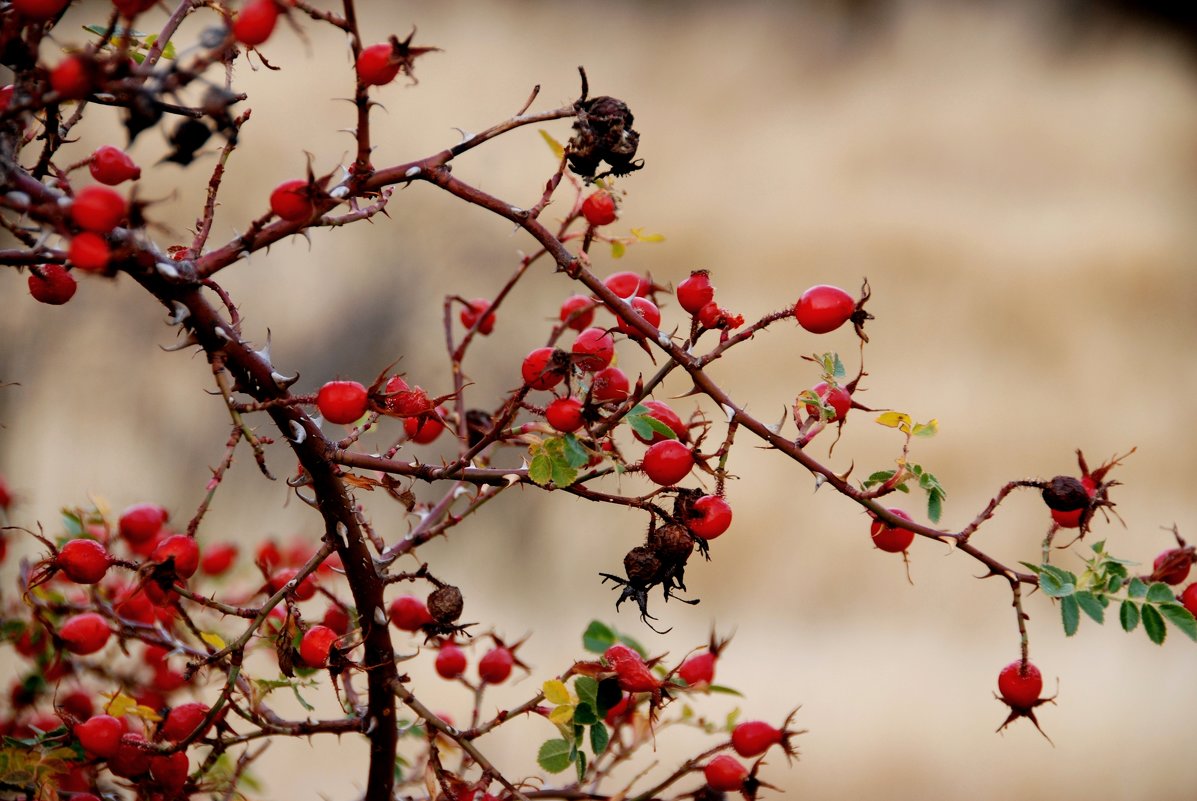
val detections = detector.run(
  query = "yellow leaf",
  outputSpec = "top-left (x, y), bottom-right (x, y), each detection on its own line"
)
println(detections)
top-left (542, 679), bottom-right (571, 705)
top-left (875, 411), bottom-right (911, 430)
top-left (630, 228), bottom-right (665, 243)
top-left (201, 631), bottom-right (226, 650)
top-left (539, 130), bottom-right (565, 159)
top-left (132, 705), bottom-right (163, 722)
top-left (104, 691), bottom-right (139, 718)
top-left (549, 704), bottom-right (575, 726)
top-left (911, 419), bottom-right (939, 438)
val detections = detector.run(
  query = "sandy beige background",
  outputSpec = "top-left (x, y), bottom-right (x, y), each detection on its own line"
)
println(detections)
top-left (3, 1), bottom-right (1197, 800)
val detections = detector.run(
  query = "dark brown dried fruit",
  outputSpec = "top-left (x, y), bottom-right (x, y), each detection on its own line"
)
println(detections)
top-left (567, 96), bottom-right (642, 180)
top-left (1041, 476), bottom-right (1089, 512)
top-left (647, 523), bottom-right (694, 564)
top-left (623, 546), bottom-right (662, 586)
top-left (427, 585), bottom-right (463, 624)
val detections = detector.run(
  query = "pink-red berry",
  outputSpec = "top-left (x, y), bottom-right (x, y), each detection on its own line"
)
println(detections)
top-left (119, 503), bottom-right (168, 544)
top-left (1153, 548), bottom-right (1192, 586)
top-left (604, 271), bottom-right (649, 299)
top-left (703, 755), bottom-right (748, 792)
top-left (233, 0), bottom-right (280, 46)
top-left (477, 646), bottom-right (514, 684)
top-left (677, 650), bottom-right (716, 686)
top-left (89, 145), bottom-right (141, 185)
top-left (356, 43), bottom-right (401, 87)
top-left (571, 327), bottom-right (615, 372)
top-left (50, 56), bottom-right (92, 100)
top-left (590, 366), bottom-right (629, 403)
top-left (299, 625), bottom-right (338, 668)
top-left (151, 534), bottom-right (200, 578)
top-left (614, 296), bottom-right (661, 338)
top-left (57, 539), bottom-right (111, 584)
top-left (522, 347), bottom-right (566, 391)
top-left (870, 508), bottom-right (915, 553)
top-left (581, 191), bottom-right (617, 226)
top-left (997, 660), bottom-right (1042, 710)
top-left (805, 382), bottom-right (851, 421)
top-left (435, 643), bottom-right (467, 679)
top-left (74, 713), bottom-right (123, 757)
top-left (559, 295), bottom-right (596, 331)
top-left (795, 284), bottom-right (855, 334)
top-left (460, 299), bottom-right (496, 335)
top-left (28, 264), bottom-right (77, 305)
top-left (545, 397), bottom-right (585, 433)
top-left (389, 595), bottom-right (432, 631)
top-left (731, 720), bottom-right (782, 758)
top-left (687, 495), bottom-right (732, 540)
top-left (404, 407), bottom-right (446, 444)
top-left (68, 233), bottom-right (110, 273)
top-left (149, 751), bottom-right (189, 792)
top-left (59, 613), bottom-right (111, 655)
top-left (1179, 583), bottom-right (1197, 617)
top-left (200, 542), bottom-right (238, 576)
top-left (268, 567), bottom-right (317, 601)
top-left (270, 179), bottom-right (314, 222)
top-left (71, 186), bottom-right (127, 234)
top-left (317, 380), bottom-right (368, 424)
top-left (161, 701), bottom-right (210, 742)
top-left (642, 440), bottom-right (694, 486)
top-left (676, 270), bottom-right (715, 315)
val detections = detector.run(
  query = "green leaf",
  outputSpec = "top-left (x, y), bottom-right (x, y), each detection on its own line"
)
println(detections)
top-left (575, 749), bottom-right (587, 782)
top-left (1141, 604), bottom-right (1166, 645)
top-left (539, 129), bottom-right (565, 159)
top-left (1019, 562), bottom-right (1044, 575)
top-left (1040, 564), bottom-right (1078, 587)
top-left (625, 405), bottom-right (677, 441)
top-left (1039, 570), bottom-right (1073, 598)
top-left (1145, 582), bottom-right (1176, 604)
top-left (529, 453), bottom-right (553, 486)
top-left (863, 470), bottom-right (896, 489)
top-left (610, 240), bottom-right (626, 259)
top-left (1061, 595), bottom-right (1080, 635)
top-left (589, 721), bottom-right (610, 755)
top-left (550, 460), bottom-right (578, 488)
top-left (537, 739), bottom-right (573, 774)
top-left (60, 508), bottom-right (84, 538)
top-left (1128, 577), bottom-right (1148, 599)
top-left (1074, 591), bottom-right (1105, 624)
top-left (582, 621), bottom-right (616, 654)
top-left (574, 676), bottom-right (599, 709)
top-left (1119, 600), bottom-right (1140, 632)
top-left (1157, 603), bottom-right (1197, 642)
top-left (911, 419), bottom-right (939, 437)
top-left (926, 490), bottom-right (943, 524)
top-left (562, 434), bottom-right (590, 469)
top-left (706, 683), bottom-right (745, 697)
top-left (573, 703), bottom-right (598, 725)
top-left (1105, 574), bottom-right (1124, 593)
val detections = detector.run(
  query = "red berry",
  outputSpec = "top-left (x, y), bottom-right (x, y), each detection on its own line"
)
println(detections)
top-left (604, 271), bottom-right (649, 299)
top-left (256, 538), bottom-right (283, 570)
top-left (200, 542), bottom-right (238, 576)
top-left (404, 407), bottom-right (446, 444)
top-left (795, 284), bottom-right (855, 334)
top-left (581, 191), bottom-right (618, 226)
top-left (317, 380), bottom-right (368, 424)
top-left (677, 650), bottom-right (715, 686)
top-left (270, 178), bottom-right (314, 222)
top-left (113, 0), bottom-right (159, 17)
top-left (59, 613), bottom-right (110, 655)
top-left (603, 645), bottom-right (658, 693)
top-left (870, 508), bottom-right (915, 553)
top-left (614, 296), bottom-right (661, 338)
top-left (0, 85), bottom-right (12, 113)
top-left (642, 440), bottom-right (694, 486)
top-left (57, 539), bottom-right (111, 584)
top-left (115, 587), bottom-right (155, 624)
top-left (1179, 583), bottom-right (1197, 617)
top-left (604, 693), bottom-right (633, 726)
top-left (233, 0), bottom-right (280, 46)
top-left (559, 295), bottom-right (596, 331)
top-left (151, 534), bottom-right (200, 578)
top-left (1050, 507), bottom-right (1083, 528)
top-left (997, 660), bottom-right (1043, 710)
top-left (590, 366), bottom-right (629, 403)
top-left (1153, 548), bottom-right (1192, 586)
top-left (356, 43), bottom-right (401, 87)
top-left (322, 604), bottom-right (351, 635)
top-left (676, 270), bottom-right (715, 315)
top-left (50, 56), bottom-right (92, 100)
top-left (631, 400), bottom-right (688, 444)
top-left (805, 382), bottom-right (851, 421)
top-left (460, 299), bottom-right (496, 335)
top-left (28, 264), bottom-right (77, 305)
top-left (389, 595), bottom-right (432, 631)
top-left (545, 397), bottom-right (585, 433)
top-left (59, 689), bottom-right (94, 720)
top-left (70, 186), bottom-right (127, 234)
top-left (88, 145), bottom-right (141, 185)
top-left (571, 327), bottom-right (615, 372)
top-left (149, 750), bottom-right (189, 792)
top-left (477, 646), bottom-right (514, 684)
top-left (74, 713), bottom-right (123, 757)
top-left (703, 755), bottom-right (748, 792)
top-left (687, 495), bottom-right (732, 540)
top-left (384, 375), bottom-right (432, 416)
top-left (268, 567), bottom-right (316, 600)
top-left (68, 233), bottom-right (110, 272)
top-left (161, 701), bottom-right (210, 741)
top-left (731, 720), bottom-right (782, 758)
top-left (299, 625), bottom-right (339, 668)
top-left (12, 0), bottom-right (70, 21)
top-left (108, 733), bottom-right (151, 778)
top-left (435, 643), bottom-right (467, 679)
top-left (521, 347), bottom-right (566, 391)
top-left (119, 503), bottom-right (168, 544)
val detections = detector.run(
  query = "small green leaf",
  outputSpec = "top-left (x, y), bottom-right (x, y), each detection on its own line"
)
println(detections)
top-left (863, 470), bottom-right (896, 488)
top-left (562, 434), bottom-right (590, 469)
top-left (1157, 603), bottom-right (1197, 642)
top-left (1039, 571), bottom-right (1073, 598)
top-left (1128, 578), bottom-right (1148, 599)
top-left (589, 721), bottom-right (609, 755)
top-left (529, 453), bottom-right (553, 486)
top-left (911, 419), bottom-right (939, 437)
top-left (537, 739), bottom-right (573, 774)
top-left (550, 461), bottom-right (578, 488)
top-left (1061, 595), bottom-right (1080, 636)
top-left (1105, 574), bottom-right (1124, 593)
top-left (1074, 591), bottom-right (1105, 624)
top-left (706, 684), bottom-right (745, 697)
top-left (574, 676), bottom-right (599, 709)
top-left (1020, 562), bottom-right (1044, 575)
top-left (610, 240), bottom-right (626, 259)
top-left (573, 703), bottom-right (598, 725)
top-left (1119, 600), bottom-right (1140, 632)
top-left (1040, 564), bottom-right (1078, 587)
top-left (1141, 604), bottom-right (1166, 645)
top-left (575, 749), bottom-right (587, 782)
top-left (582, 621), bottom-right (616, 654)
top-left (1145, 582), bottom-right (1176, 604)
top-left (926, 490), bottom-right (943, 524)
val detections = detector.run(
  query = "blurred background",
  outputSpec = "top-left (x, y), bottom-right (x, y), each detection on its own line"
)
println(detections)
top-left (3, 1), bottom-right (1197, 799)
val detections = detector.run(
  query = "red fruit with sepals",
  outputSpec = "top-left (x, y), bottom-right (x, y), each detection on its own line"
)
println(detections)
top-left (805, 382), bottom-right (851, 422)
top-left (870, 508), bottom-right (915, 553)
top-left (591, 366), bottom-right (629, 403)
top-left (50, 56), bottom-right (92, 100)
top-left (119, 503), bottom-right (168, 544)
top-left (233, 0), bottom-right (280, 46)
top-left (478, 646), bottom-right (514, 684)
top-left (270, 179), bottom-right (314, 221)
top-left (71, 186), bottom-right (127, 234)
top-left (356, 43), bottom-right (402, 87)
top-left (28, 264), bottom-right (77, 305)
top-left (614, 296), bottom-right (661, 338)
top-left (161, 701), bottom-right (210, 742)
top-left (545, 397), bottom-right (585, 433)
top-left (435, 643), bottom-right (467, 679)
top-left (57, 539), bottom-right (111, 584)
top-left (571, 327), bottom-right (615, 372)
top-left (686, 495), bottom-right (732, 540)
top-left (631, 400), bottom-right (688, 444)
top-left (522, 347), bottom-right (566, 391)
top-left (108, 733), bottom-right (151, 778)
top-left (703, 755), bottom-right (748, 792)
top-left (794, 284), bottom-right (855, 334)
top-left (74, 713), bottom-right (123, 757)
top-left (460, 299), bottom-right (496, 335)
top-left (268, 567), bottom-right (316, 601)
top-left (998, 660), bottom-right (1043, 710)
top-left (68, 233), bottom-right (110, 273)
top-left (1152, 548), bottom-right (1192, 586)
top-left (581, 191), bottom-right (618, 226)
top-left (404, 406), bottom-right (446, 444)
top-left (89, 146), bottom-right (141, 185)
top-left (317, 380), bottom-right (368, 424)
top-left (149, 750), bottom-right (190, 793)
top-left (151, 534), bottom-right (200, 578)
top-left (1179, 583), bottom-right (1197, 617)
top-left (322, 604), bottom-right (351, 635)
top-left (559, 295), bottom-right (596, 331)
top-left (201, 542), bottom-right (238, 575)
top-left (604, 271), bottom-right (649, 299)
top-left (642, 440), bottom-right (693, 486)
top-left (300, 625), bottom-right (339, 668)
top-left (676, 270), bottom-right (715, 315)
top-left (677, 650), bottom-right (716, 686)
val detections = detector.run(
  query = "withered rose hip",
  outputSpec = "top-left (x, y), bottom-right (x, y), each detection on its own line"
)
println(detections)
top-left (623, 546), bottom-right (662, 586)
top-left (427, 585), bottom-right (463, 624)
top-left (1041, 476), bottom-right (1089, 512)
top-left (647, 524), bottom-right (694, 563)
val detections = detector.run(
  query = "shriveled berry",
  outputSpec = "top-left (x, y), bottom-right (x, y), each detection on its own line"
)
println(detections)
top-left (581, 191), bottom-right (618, 226)
top-left (71, 186), bottom-right (127, 234)
top-left (356, 43), bottom-right (401, 87)
top-left (68, 233), bottom-right (110, 273)
top-left (427, 585), bottom-right (463, 624)
top-left (545, 397), bottom-right (585, 433)
top-left (460, 299), bottom-right (496, 335)
top-left (89, 146), bottom-right (141, 185)
top-left (477, 646), bottom-right (514, 684)
top-left (678, 650), bottom-right (716, 686)
top-left (389, 595), bottom-right (432, 631)
top-left (57, 539), bottom-right (111, 584)
top-left (571, 327), bottom-right (615, 372)
top-left (795, 284), bottom-right (855, 334)
top-left (676, 270), bottom-right (715, 315)
top-left (591, 366), bottom-right (629, 403)
top-left (161, 701), bottom-right (210, 741)
top-left (614, 296), bottom-right (661, 338)
top-left (74, 713), bottom-right (123, 757)
top-left (233, 0), bottom-right (280, 46)
top-left (522, 347), bottom-right (567, 391)
top-left (435, 643), bottom-right (467, 679)
top-left (269, 179), bottom-right (314, 221)
top-left (404, 408), bottom-right (446, 444)
top-left (559, 295), bottom-right (596, 331)
top-left (151, 534), bottom-right (200, 578)
top-left (687, 495), bottom-right (732, 540)
top-left (642, 440), bottom-right (693, 486)
top-left (631, 400), bottom-right (688, 444)
top-left (997, 660), bottom-right (1042, 710)
top-left (28, 264), bottom-right (77, 305)
top-left (623, 546), bottom-right (662, 585)
top-left (870, 508), bottom-right (915, 553)
top-left (59, 613), bottom-right (110, 655)
top-left (1041, 476), bottom-right (1089, 513)
top-left (703, 755), bottom-right (748, 792)
top-left (732, 720), bottom-right (782, 757)
top-left (200, 542), bottom-right (238, 576)
top-left (300, 625), bottom-right (338, 668)
top-left (647, 523), bottom-right (694, 562)
top-left (119, 503), bottom-right (168, 544)
top-left (317, 380), bottom-right (368, 424)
